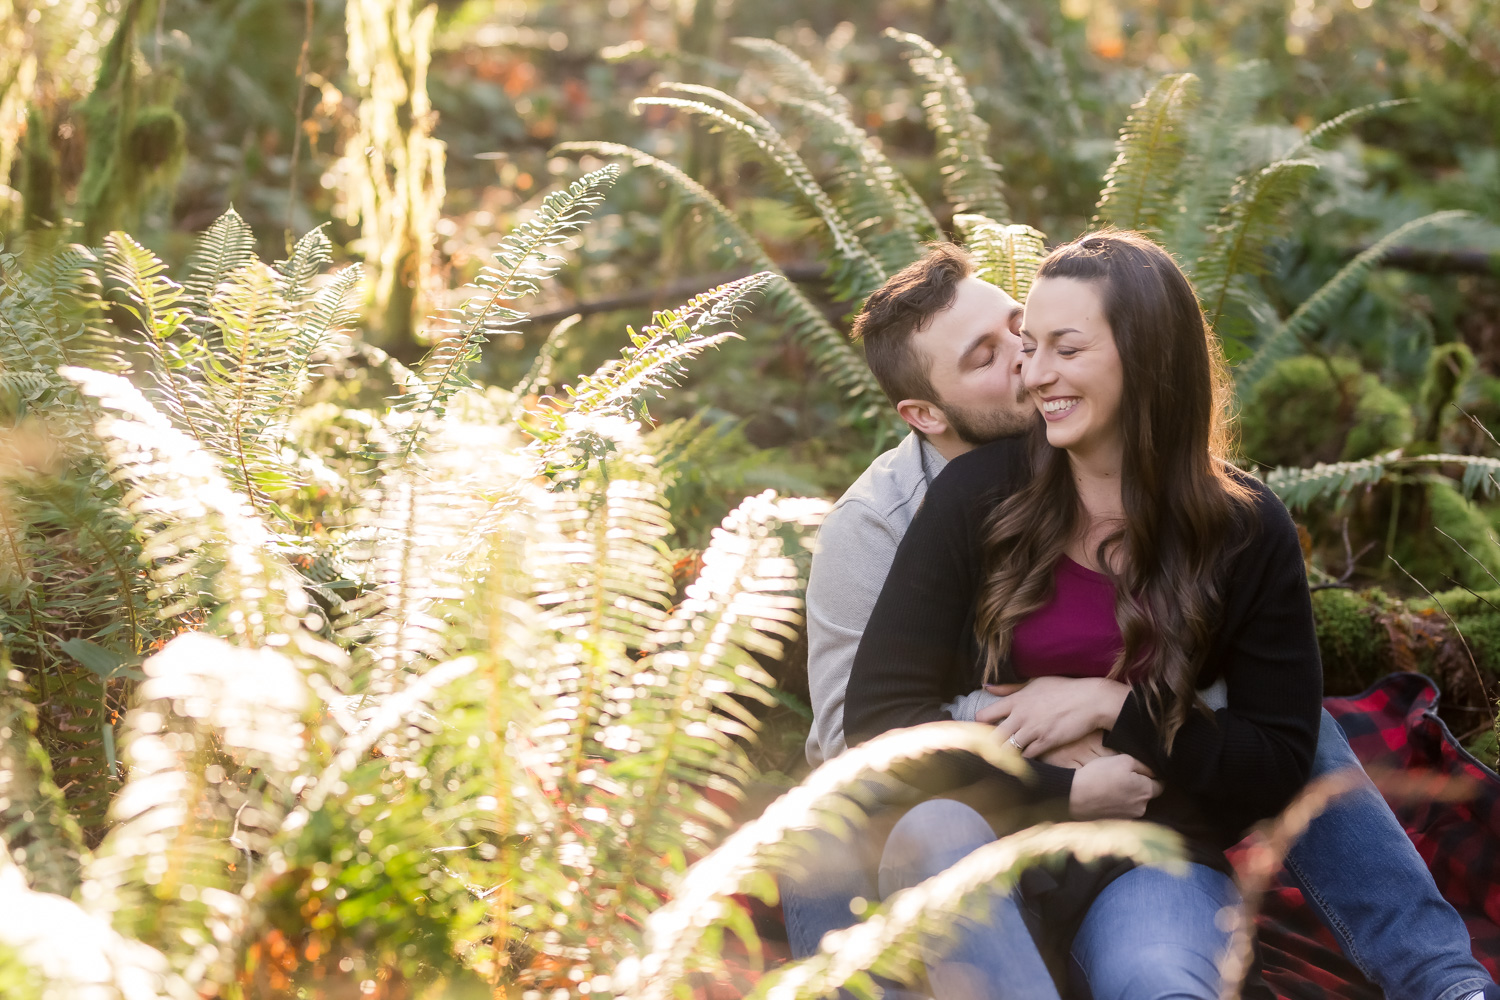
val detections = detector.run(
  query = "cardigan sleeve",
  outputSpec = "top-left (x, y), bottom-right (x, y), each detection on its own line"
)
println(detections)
top-left (843, 439), bottom-right (1075, 803)
top-left (1102, 483), bottom-right (1322, 831)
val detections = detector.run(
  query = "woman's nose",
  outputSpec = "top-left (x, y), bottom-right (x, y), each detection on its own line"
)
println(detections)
top-left (1022, 353), bottom-right (1052, 390)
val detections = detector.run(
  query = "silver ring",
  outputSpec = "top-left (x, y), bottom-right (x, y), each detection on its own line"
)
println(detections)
top-left (1007, 736), bottom-right (1022, 750)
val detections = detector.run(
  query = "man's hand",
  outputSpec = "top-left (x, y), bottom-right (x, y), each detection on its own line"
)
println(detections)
top-left (1038, 729), bottom-right (1117, 769)
top-left (976, 676), bottom-right (1130, 759)
top-left (1068, 754), bottom-right (1163, 820)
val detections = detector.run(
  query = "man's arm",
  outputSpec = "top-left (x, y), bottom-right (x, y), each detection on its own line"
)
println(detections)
top-left (804, 498), bottom-right (903, 765)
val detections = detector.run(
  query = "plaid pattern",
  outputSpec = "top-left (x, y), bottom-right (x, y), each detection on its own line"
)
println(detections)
top-left (1249, 672), bottom-right (1500, 999)
top-left (716, 673), bottom-right (1499, 998)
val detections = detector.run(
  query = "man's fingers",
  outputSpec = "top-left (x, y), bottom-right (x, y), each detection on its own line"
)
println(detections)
top-left (975, 698), bottom-right (1012, 725)
top-left (1148, 779), bottom-right (1165, 799)
top-left (1128, 757), bottom-right (1157, 779)
top-left (984, 683), bottom-right (1026, 696)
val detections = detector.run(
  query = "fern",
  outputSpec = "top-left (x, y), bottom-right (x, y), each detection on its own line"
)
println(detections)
top-left (638, 84), bottom-right (887, 297)
top-left (1265, 454), bottom-right (1394, 510)
top-left (553, 142), bottom-right (897, 434)
top-left (0, 669), bottom-right (87, 898)
top-left (954, 216), bottom-right (1048, 301)
top-left (1094, 73), bottom-right (1199, 233)
top-left (1236, 211), bottom-right (1473, 390)
top-left (751, 822), bottom-right (1181, 1000)
top-left (1195, 159), bottom-right (1320, 340)
top-left (182, 206), bottom-right (258, 311)
top-left (886, 29), bottom-right (1010, 222)
top-left (1285, 98), bottom-right (1417, 159)
top-left (394, 165), bottom-right (620, 461)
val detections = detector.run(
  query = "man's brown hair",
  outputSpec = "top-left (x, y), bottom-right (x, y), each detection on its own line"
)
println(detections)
top-left (850, 242), bottom-right (973, 406)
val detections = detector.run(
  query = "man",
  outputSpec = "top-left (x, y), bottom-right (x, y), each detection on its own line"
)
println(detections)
top-left (791, 242), bottom-right (1496, 1000)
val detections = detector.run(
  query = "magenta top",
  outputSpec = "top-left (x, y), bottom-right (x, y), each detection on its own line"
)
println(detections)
top-left (1010, 555), bottom-right (1122, 679)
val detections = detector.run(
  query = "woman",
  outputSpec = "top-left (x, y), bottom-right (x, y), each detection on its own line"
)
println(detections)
top-left (844, 231), bottom-right (1323, 1000)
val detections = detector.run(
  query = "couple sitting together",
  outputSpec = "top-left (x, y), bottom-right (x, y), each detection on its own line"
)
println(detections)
top-left (788, 231), bottom-right (1498, 1000)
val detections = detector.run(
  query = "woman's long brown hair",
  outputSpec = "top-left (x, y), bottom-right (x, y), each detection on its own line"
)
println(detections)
top-left (974, 230), bottom-right (1254, 749)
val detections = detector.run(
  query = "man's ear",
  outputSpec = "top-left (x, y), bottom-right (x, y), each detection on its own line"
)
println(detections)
top-left (895, 398), bottom-right (949, 437)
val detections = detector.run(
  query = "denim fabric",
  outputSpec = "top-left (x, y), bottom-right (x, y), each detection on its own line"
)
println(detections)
top-left (877, 799), bottom-right (1061, 1000)
top-left (1068, 863), bottom-right (1237, 1000)
top-left (1282, 709), bottom-right (1492, 1000)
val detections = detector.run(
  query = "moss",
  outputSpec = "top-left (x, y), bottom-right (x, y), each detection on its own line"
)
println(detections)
top-left (1414, 584), bottom-right (1500, 674)
top-left (1397, 479), bottom-right (1500, 592)
top-left (1342, 377), bottom-right (1415, 461)
top-left (1312, 587), bottom-right (1393, 693)
top-left (1239, 355), bottom-right (1412, 468)
top-left (125, 106), bottom-right (185, 171)
top-left (1466, 726), bottom-right (1498, 771)
top-left (1417, 342), bottom-right (1477, 443)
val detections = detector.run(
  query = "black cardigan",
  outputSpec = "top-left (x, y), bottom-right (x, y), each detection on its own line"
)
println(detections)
top-left (843, 436), bottom-right (1323, 868)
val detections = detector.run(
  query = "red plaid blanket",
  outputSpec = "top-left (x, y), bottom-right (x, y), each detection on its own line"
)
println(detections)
top-left (722, 673), bottom-right (1499, 998)
top-left (1251, 672), bottom-right (1500, 998)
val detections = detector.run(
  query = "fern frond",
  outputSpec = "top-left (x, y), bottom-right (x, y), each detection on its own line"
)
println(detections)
top-left (511, 313), bottom-right (580, 401)
top-left (565, 273), bottom-right (774, 422)
top-left (625, 721), bottom-right (1032, 1000)
top-left (639, 85), bottom-right (887, 295)
top-left (60, 367), bottom-right (309, 642)
top-left (395, 166), bottom-right (620, 461)
top-left (0, 671), bottom-right (87, 897)
top-left (102, 232), bottom-right (214, 448)
top-left (183, 207), bottom-right (258, 305)
top-left (886, 30), bottom-right (1010, 222)
top-left (954, 216), bottom-right (1048, 300)
top-left (751, 822), bottom-right (1182, 1000)
top-left (1195, 159), bottom-right (1319, 338)
top-left (553, 142), bottom-right (898, 434)
top-left (1286, 99), bottom-right (1416, 158)
top-left (83, 633), bottom-right (310, 985)
top-left (1094, 73), bottom-right (1199, 233)
top-left (1264, 455), bottom-right (1392, 509)
top-left (1169, 61), bottom-right (1270, 265)
top-left (1236, 211), bottom-right (1472, 390)
top-left (275, 223), bottom-right (335, 305)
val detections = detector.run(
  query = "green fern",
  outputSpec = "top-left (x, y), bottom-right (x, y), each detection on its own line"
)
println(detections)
top-left (1195, 159), bottom-right (1320, 341)
top-left (394, 166), bottom-right (620, 461)
top-left (553, 142), bottom-right (897, 434)
top-left (1285, 99), bottom-right (1417, 159)
top-left (886, 30), bottom-right (1011, 222)
top-left (1094, 73), bottom-right (1200, 233)
top-left (1236, 211), bottom-right (1473, 390)
top-left (954, 216), bottom-right (1048, 301)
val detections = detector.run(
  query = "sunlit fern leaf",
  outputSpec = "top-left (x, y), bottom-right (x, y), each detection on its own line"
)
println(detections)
top-left (395, 166), bottom-right (620, 462)
top-left (268, 263), bottom-right (363, 416)
top-left (1235, 211), bottom-right (1472, 391)
top-left (183, 207), bottom-right (258, 306)
top-left (0, 844), bottom-right (188, 1000)
top-left (886, 30), bottom-right (1010, 222)
top-left (60, 367), bottom-right (309, 643)
top-left (954, 216), bottom-right (1048, 301)
top-left (623, 722), bottom-right (1034, 1000)
top-left (749, 822), bottom-right (1182, 1000)
top-left (1264, 455), bottom-right (1392, 510)
top-left (1094, 73), bottom-right (1199, 234)
top-left (552, 142), bottom-right (899, 436)
top-left (566, 273), bottom-right (775, 422)
top-left (275, 223), bottom-right (335, 305)
top-left (102, 233), bottom-right (215, 449)
top-left (0, 671), bottom-right (86, 898)
top-left (83, 633), bottom-right (310, 987)
top-left (600, 492), bottom-right (828, 927)
top-left (732, 36), bottom-right (938, 255)
top-left (1285, 98), bottom-right (1416, 159)
top-left (640, 85), bottom-right (887, 297)
top-left (1170, 61), bottom-right (1271, 267)
top-left (1195, 159), bottom-right (1319, 339)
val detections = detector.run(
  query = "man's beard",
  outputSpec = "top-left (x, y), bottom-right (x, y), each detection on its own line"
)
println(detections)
top-left (941, 386), bottom-right (1035, 446)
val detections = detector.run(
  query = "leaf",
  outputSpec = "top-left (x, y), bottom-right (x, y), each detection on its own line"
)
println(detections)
top-left (954, 216), bottom-right (1048, 301)
top-left (1094, 73), bottom-right (1200, 233)
top-left (57, 638), bottom-right (139, 681)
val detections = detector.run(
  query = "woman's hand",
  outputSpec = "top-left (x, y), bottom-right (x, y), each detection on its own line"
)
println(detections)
top-left (976, 676), bottom-right (1130, 758)
top-left (1038, 729), bottom-right (1117, 769)
top-left (1068, 754), bottom-right (1162, 820)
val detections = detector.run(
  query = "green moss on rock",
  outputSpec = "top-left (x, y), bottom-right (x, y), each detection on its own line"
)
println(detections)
top-left (1239, 355), bottom-right (1412, 468)
top-left (1313, 587), bottom-right (1393, 693)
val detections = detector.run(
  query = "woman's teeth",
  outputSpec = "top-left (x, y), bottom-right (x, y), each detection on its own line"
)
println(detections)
top-left (1042, 398), bottom-right (1079, 415)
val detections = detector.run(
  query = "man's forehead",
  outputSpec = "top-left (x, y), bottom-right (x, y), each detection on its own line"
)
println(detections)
top-left (919, 279), bottom-right (1018, 354)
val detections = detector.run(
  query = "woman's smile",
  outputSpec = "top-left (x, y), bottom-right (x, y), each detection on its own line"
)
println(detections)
top-left (1040, 395), bottom-right (1081, 420)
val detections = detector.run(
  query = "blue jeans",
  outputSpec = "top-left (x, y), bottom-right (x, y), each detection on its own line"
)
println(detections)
top-left (877, 798), bottom-right (1237, 1000)
top-left (780, 709), bottom-right (1493, 1000)
top-left (1282, 709), bottom-right (1491, 1000)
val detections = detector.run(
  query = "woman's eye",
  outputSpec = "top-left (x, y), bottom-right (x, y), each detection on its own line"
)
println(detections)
top-left (1057, 348), bottom-right (1078, 358)
top-left (1019, 345), bottom-right (1035, 356)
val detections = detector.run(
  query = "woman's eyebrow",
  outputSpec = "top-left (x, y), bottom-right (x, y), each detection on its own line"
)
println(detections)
top-left (1017, 326), bottom-right (1082, 340)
